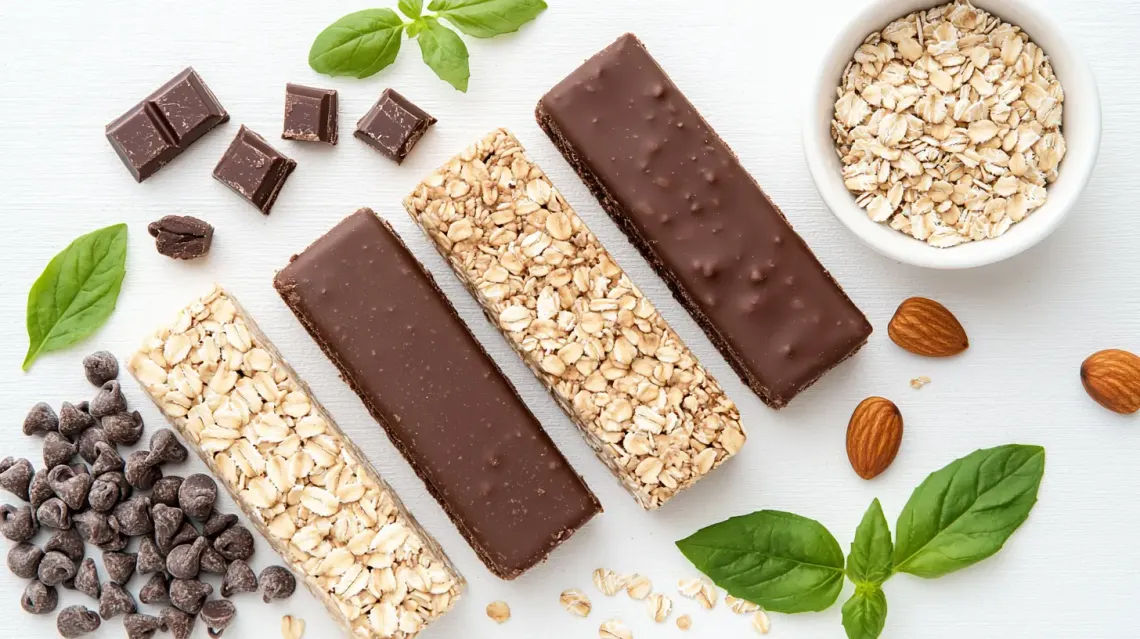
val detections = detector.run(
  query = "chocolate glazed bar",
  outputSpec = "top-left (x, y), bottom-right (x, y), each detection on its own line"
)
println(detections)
top-left (274, 209), bottom-right (600, 579)
top-left (537, 34), bottom-right (873, 408)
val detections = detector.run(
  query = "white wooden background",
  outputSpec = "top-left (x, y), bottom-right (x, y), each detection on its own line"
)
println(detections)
top-left (1, 1), bottom-right (1138, 637)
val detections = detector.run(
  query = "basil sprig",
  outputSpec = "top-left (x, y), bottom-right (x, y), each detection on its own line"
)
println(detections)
top-left (677, 444), bottom-right (1045, 639)
top-left (309, 0), bottom-right (547, 91)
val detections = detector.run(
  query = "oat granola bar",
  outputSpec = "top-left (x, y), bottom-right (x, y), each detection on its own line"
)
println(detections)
top-left (403, 129), bottom-right (747, 510)
top-left (127, 286), bottom-right (462, 638)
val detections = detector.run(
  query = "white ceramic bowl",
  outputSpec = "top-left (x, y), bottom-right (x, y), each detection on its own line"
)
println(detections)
top-left (803, 0), bottom-right (1101, 269)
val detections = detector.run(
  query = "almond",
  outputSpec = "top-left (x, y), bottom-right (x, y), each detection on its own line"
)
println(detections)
top-left (1080, 349), bottom-right (1140, 414)
top-left (888, 297), bottom-right (968, 357)
top-left (846, 397), bottom-right (903, 480)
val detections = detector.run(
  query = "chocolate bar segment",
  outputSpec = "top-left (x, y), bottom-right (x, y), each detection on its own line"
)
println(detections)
top-left (213, 126), bottom-right (296, 214)
top-left (537, 34), bottom-right (873, 408)
top-left (273, 209), bottom-right (600, 579)
top-left (106, 67), bottom-right (229, 182)
top-left (354, 89), bottom-right (436, 163)
top-left (404, 130), bottom-right (746, 510)
top-left (282, 84), bottom-right (338, 144)
top-left (127, 286), bottom-right (463, 638)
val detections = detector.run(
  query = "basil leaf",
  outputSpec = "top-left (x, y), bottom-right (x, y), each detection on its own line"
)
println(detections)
top-left (309, 9), bottom-right (405, 79)
top-left (399, 0), bottom-right (424, 19)
top-left (846, 499), bottom-right (893, 586)
top-left (417, 18), bottom-right (470, 92)
top-left (428, 0), bottom-right (548, 38)
top-left (408, 18), bottom-right (427, 38)
top-left (841, 586), bottom-right (887, 639)
top-left (24, 224), bottom-right (127, 371)
top-left (676, 510), bottom-right (845, 613)
top-left (893, 444), bottom-right (1045, 578)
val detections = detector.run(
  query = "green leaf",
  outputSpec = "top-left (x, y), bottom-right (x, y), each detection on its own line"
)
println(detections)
top-left (417, 18), bottom-right (470, 92)
top-left (893, 445), bottom-right (1045, 578)
top-left (846, 499), bottom-right (893, 587)
top-left (399, 0), bottom-right (424, 19)
top-left (24, 224), bottom-right (128, 371)
top-left (407, 18), bottom-right (427, 38)
top-left (429, 0), bottom-right (548, 38)
top-left (308, 9), bottom-right (405, 79)
top-left (676, 510), bottom-right (845, 614)
top-left (842, 586), bottom-right (888, 639)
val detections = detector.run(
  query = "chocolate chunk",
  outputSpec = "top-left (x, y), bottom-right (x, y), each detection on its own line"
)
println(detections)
top-left (149, 429), bottom-right (189, 465)
top-left (23, 402), bottom-right (59, 436)
top-left (167, 536), bottom-right (209, 579)
top-left (151, 475), bottom-right (184, 507)
top-left (139, 572), bottom-right (170, 604)
top-left (161, 606), bottom-right (197, 639)
top-left (77, 428), bottom-right (112, 464)
top-left (0, 457), bottom-right (34, 501)
top-left (283, 83), bottom-right (339, 144)
top-left (213, 524), bottom-right (254, 561)
top-left (99, 581), bottom-right (137, 619)
top-left (220, 559), bottom-right (257, 597)
top-left (8, 542), bottom-right (44, 578)
top-left (137, 536), bottom-right (166, 575)
top-left (90, 380), bottom-right (128, 419)
top-left (212, 125), bottom-right (296, 215)
top-left (74, 510), bottom-right (114, 546)
top-left (354, 89), bottom-right (435, 163)
top-left (178, 474), bottom-right (217, 519)
top-left (43, 432), bottom-right (77, 468)
top-left (200, 598), bottom-right (237, 637)
top-left (82, 351), bottom-right (119, 386)
top-left (48, 465), bottom-right (92, 510)
top-left (37, 497), bottom-right (71, 530)
top-left (1, 503), bottom-right (39, 541)
top-left (125, 450), bottom-right (162, 490)
top-left (124, 613), bottom-right (165, 639)
top-left (91, 442), bottom-right (124, 476)
top-left (106, 67), bottom-right (229, 182)
top-left (199, 547), bottom-right (227, 575)
top-left (74, 558), bottom-right (101, 599)
top-left (152, 504), bottom-right (185, 553)
top-left (102, 410), bottom-right (144, 445)
top-left (170, 578), bottom-right (212, 614)
top-left (57, 605), bottom-right (102, 637)
top-left (58, 402), bottom-right (98, 439)
top-left (29, 469), bottom-right (54, 508)
top-left (45, 528), bottom-right (86, 561)
top-left (38, 550), bottom-right (77, 586)
top-left (202, 510), bottom-right (237, 538)
top-left (111, 495), bottom-right (154, 537)
top-left (258, 565), bottom-right (296, 603)
top-left (22, 580), bottom-right (58, 614)
top-left (103, 550), bottom-right (137, 585)
top-left (148, 215), bottom-right (215, 260)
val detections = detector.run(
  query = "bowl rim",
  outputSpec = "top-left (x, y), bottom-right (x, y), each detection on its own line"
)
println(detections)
top-left (802, 0), bottom-right (1102, 269)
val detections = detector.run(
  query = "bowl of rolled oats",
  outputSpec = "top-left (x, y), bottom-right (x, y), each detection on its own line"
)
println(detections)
top-left (804, 0), bottom-right (1100, 268)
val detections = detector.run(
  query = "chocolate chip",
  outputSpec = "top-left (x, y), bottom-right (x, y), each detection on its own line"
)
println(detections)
top-left (102, 411), bottom-right (144, 446)
top-left (258, 565), bottom-right (296, 603)
top-left (0, 457), bottom-right (34, 501)
top-left (38, 550), bottom-right (77, 586)
top-left (200, 547), bottom-right (227, 575)
top-left (95, 531), bottom-right (129, 552)
top-left (179, 474), bottom-right (217, 520)
top-left (45, 528), bottom-right (86, 561)
top-left (8, 542), bottom-right (44, 578)
top-left (220, 559), bottom-right (258, 597)
top-left (1, 503), bottom-right (39, 541)
top-left (137, 535), bottom-right (165, 575)
top-left (170, 521), bottom-right (201, 551)
top-left (21, 579), bottom-right (58, 614)
top-left (111, 495), bottom-right (153, 537)
top-left (168, 536), bottom-right (209, 579)
top-left (99, 581), bottom-right (136, 619)
top-left (74, 509), bottom-right (114, 545)
top-left (36, 497), bottom-right (72, 530)
top-left (170, 578), bottom-right (213, 614)
top-left (43, 432), bottom-right (77, 469)
top-left (148, 429), bottom-right (189, 465)
top-left (77, 428), bottom-right (111, 464)
top-left (200, 598), bottom-right (237, 637)
top-left (90, 442), bottom-right (123, 476)
top-left (58, 402), bottom-right (98, 439)
top-left (96, 470), bottom-right (132, 501)
top-left (23, 402), bottom-right (59, 437)
top-left (203, 511), bottom-right (238, 539)
top-left (214, 525), bottom-right (254, 561)
top-left (139, 572), bottom-right (170, 604)
top-left (29, 469), bottom-right (53, 508)
top-left (149, 215), bottom-right (215, 260)
top-left (48, 465), bottom-right (92, 511)
top-left (74, 557), bottom-right (101, 599)
top-left (90, 380), bottom-right (127, 419)
top-left (161, 606), bottom-right (197, 639)
top-left (57, 605), bottom-right (102, 637)
top-left (125, 450), bottom-right (162, 490)
top-left (86, 477), bottom-right (120, 512)
top-left (83, 351), bottom-right (119, 387)
top-left (152, 504), bottom-right (185, 553)
top-left (123, 612), bottom-right (164, 639)
top-left (151, 475), bottom-right (184, 507)
top-left (103, 550), bottom-right (137, 585)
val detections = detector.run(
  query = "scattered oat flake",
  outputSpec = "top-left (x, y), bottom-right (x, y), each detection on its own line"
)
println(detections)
top-left (753, 610), bottom-right (771, 634)
top-left (560, 589), bottom-right (592, 617)
top-left (625, 574), bottom-right (652, 600)
top-left (486, 601), bottom-right (511, 624)
top-left (646, 592), bottom-right (672, 623)
top-left (593, 568), bottom-right (628, 596)
top-left (677, 577), bottom-right (717, 609)
top-left (599, 619), bottom-right (632, 639)
top-left (910, 375), bottom-right (932, 389)
top-left (676, 614), bottom-right (692, 631)
top-left (281, 615), bottom-right (306, 639)
top-left (726, 595), bottom-right (761, 614)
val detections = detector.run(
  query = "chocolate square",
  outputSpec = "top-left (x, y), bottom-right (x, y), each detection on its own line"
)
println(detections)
top-left (283, 84), bottom-right (338, 144)
top-left (212, 126), bottom-right (296, 215)
top-left (354, 89), bottom-right (436, 164)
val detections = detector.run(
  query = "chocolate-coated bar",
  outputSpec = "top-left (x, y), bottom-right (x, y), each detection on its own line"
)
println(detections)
top-left (537, 34), bottom-right (873, 408)
top-left (106, 67), bottom-right (229, 182)
top-left (274, 209), bottom-right (600, 579)
top-left (213, 126), bottom-right (296, 215)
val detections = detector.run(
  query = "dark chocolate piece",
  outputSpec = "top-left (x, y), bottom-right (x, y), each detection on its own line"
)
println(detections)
top-left (537, 34), bottom-right (873, 408)
top-left (354, 89), bottom-right (435, 163)
top-left (106, 68), bottom-right (229, 182)
top-left (148, 216), bottom-right (214, 260)
top-left (212, 126), bottom-right (296, 215)
top-left (274, 209), bottom-right (600, 579)
top-left (282, 84), bottom-right (338, 144)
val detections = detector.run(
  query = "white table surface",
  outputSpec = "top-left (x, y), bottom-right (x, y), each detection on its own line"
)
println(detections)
top-left (2, 0), bottom-right (1138, 637)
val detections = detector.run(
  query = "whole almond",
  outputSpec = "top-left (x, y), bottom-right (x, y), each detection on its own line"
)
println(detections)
top-left (888, 297), bottom-right (968, 357)
top-left (846, 397), bottom-right (903, 480)
top-left (1080, 349), bottom-right (1140, 414)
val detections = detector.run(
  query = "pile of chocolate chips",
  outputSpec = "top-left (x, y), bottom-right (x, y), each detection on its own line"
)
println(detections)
top-left (2, 351), bottom-right (296, 638)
